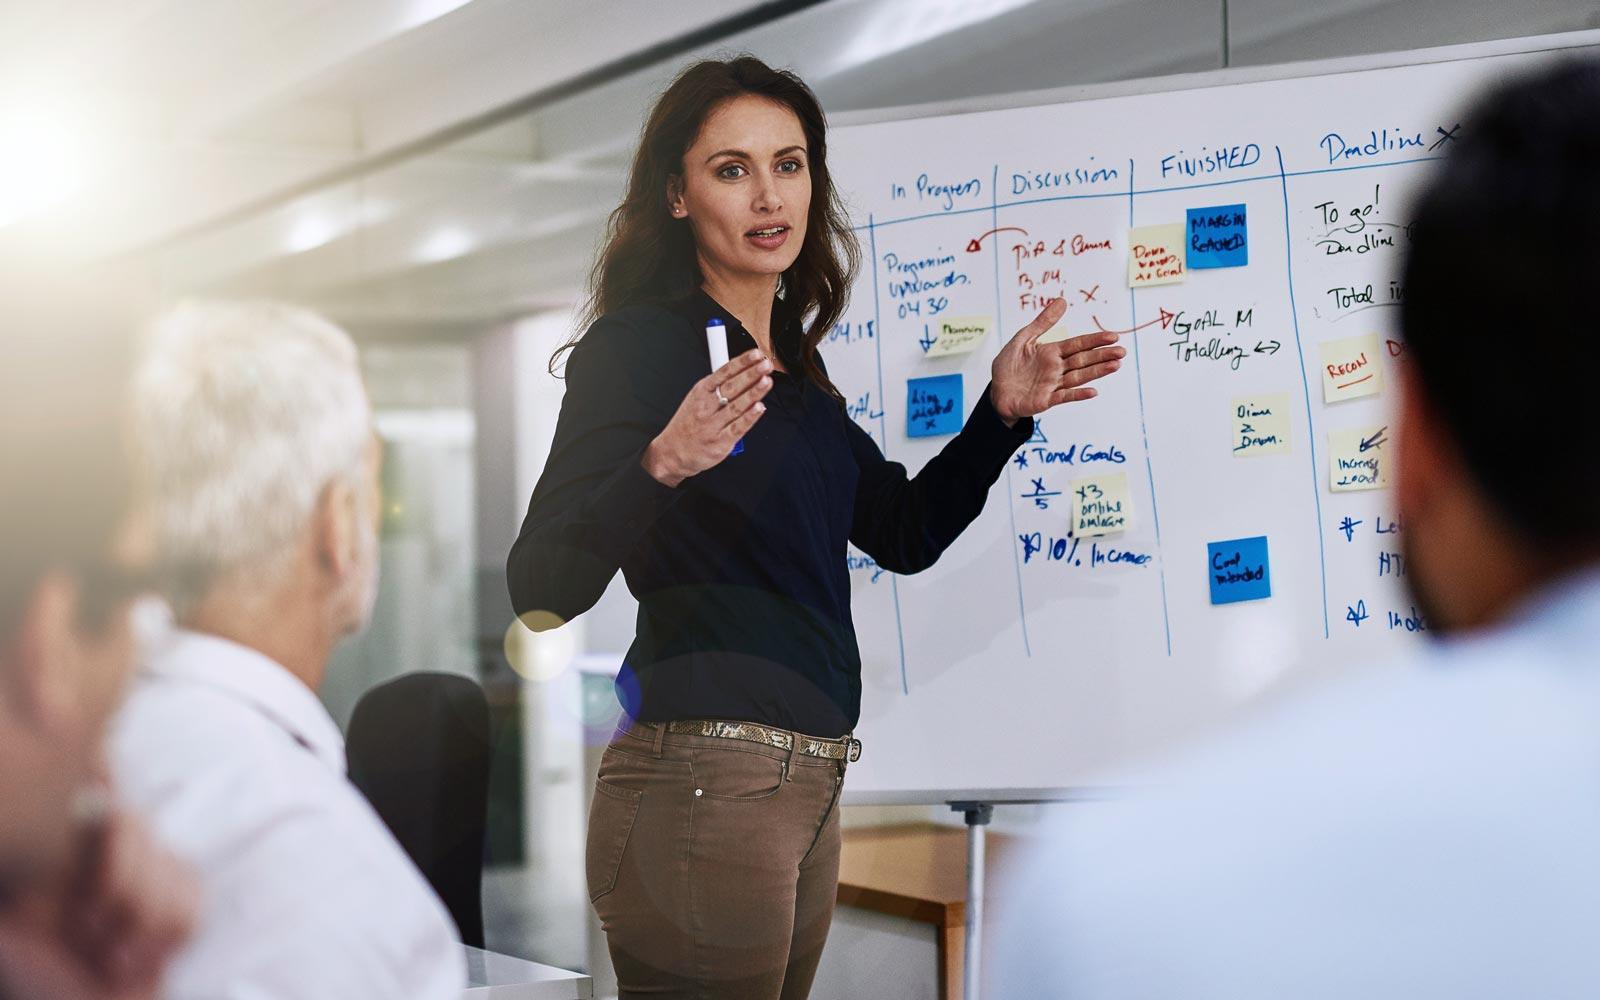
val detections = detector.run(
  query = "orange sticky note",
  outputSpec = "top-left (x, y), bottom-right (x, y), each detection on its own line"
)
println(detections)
top-left (1319, 333), bottom-right (1384, 403)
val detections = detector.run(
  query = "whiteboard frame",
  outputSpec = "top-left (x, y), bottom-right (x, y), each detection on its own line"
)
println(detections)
top-left (835, 27), bottom-right (1600, 808)
top-left (830, 28), bottom-right (1600, 131)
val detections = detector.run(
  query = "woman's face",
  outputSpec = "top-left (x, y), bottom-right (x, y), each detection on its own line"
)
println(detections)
top-left (671, 94), bottom-right (812, 284)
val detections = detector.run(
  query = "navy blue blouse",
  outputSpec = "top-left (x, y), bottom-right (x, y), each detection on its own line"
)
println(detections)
top-left (507, 290), bottom-right (1031, 737)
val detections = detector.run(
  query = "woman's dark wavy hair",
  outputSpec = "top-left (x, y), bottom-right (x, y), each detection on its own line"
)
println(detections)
top-left (553, 56), bottom-right (859, 405)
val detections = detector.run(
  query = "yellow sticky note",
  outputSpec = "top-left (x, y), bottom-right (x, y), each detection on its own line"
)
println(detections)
top-left (925, 316), bottom-right (993, 357)
top-left (1232, 393), bottom-right (1292, 457)
top-left (1069, 471), bottom-right (1131, 537)
top-left (1127, 223), bottom-right (1187, 288)
top-left (1328, 425), bottom-right (1392, 492)
top-left (1319, 333), bottom-right (1384, 403)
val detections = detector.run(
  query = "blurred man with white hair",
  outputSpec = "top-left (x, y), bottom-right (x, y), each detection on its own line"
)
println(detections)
top-left (111, 301), bottom-right (464, 999)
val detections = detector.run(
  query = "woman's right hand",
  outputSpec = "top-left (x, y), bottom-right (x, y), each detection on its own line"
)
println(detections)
top-left (642, 349), bottom-right (773, 487)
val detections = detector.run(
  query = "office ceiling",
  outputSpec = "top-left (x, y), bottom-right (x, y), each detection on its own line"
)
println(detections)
top-left (2, 0), bottom-right (1595, 338)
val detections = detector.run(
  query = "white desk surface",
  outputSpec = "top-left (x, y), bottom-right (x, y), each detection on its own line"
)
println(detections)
top-left (462, 945), bottom-right (594, 999)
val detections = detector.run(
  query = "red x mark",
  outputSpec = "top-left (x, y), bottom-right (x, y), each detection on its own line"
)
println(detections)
top-left (1079, 285), bottom-right (1100, 303)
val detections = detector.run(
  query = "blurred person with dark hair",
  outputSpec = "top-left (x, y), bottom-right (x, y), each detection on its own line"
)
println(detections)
top-left (110, 301), bottom-right (464, 999)
top-left (0, 286), bottom-right (198, 999)
top-left (992, 58), bottom-right (1600, 999)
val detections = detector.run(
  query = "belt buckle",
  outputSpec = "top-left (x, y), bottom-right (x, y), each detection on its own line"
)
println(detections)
top-left (846, 737), bottom-right (862, 763)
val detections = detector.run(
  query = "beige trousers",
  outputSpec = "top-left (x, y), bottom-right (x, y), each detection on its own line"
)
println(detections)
top-left (586, 720), bottom-right (848, 1000)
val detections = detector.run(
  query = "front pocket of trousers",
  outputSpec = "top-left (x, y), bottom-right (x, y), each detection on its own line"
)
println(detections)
top-left (692, 745), bottom-right (788, 800)
top-left (586, 778), bottom-right (642, 902)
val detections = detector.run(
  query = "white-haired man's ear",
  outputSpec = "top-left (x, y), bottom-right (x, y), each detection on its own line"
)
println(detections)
top-left (310, 434), bottom-right (382, 635)
top-left (313, 479), bottom-right (360, 582)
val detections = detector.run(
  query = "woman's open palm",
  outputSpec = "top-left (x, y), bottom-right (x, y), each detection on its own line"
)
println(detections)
top-left (989, 297), bottom-right (1126, 423)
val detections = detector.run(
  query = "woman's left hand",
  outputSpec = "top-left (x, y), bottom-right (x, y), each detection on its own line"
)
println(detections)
top-left (989, 297), bottom-right (1126, 426)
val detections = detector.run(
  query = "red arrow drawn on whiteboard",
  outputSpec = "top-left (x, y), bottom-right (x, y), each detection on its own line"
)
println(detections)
top-left (965, 227), bottom-right (1029, 252)
top-left (1090, 308), bottom-right (1178, 336)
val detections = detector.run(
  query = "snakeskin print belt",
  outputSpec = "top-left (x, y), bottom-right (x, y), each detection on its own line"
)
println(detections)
top-left (665, 719), bottom-right (862, 763)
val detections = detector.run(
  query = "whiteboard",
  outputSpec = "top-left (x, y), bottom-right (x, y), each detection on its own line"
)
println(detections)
top-left (826, 31), bottom-right (1600, 803)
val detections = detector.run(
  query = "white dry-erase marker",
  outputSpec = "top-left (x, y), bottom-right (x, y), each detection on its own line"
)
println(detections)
top-left (705, 317), bottom-right (745, 456)
top-left (705, 317), bottom-right (729, 372)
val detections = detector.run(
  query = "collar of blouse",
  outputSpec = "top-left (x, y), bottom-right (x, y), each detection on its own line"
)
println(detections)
top-left (677, 287), bottom-right (806, 375)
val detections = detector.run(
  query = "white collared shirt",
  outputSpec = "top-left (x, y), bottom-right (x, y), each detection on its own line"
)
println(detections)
top-left (111, 628), bottom-right (466, 1000)
top-left (993, 569), bottom-right (1600, 999)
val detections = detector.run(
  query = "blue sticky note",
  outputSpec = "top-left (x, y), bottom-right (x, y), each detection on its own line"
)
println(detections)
top-left (1208, 535), bottom-right (1271, 604)
top-left (1186, 203), bottom-right (1248, 269)
top-left (907, 374), bottom-right (963, 438)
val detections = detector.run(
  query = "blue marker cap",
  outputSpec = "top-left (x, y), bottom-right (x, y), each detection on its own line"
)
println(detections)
top-left (706, 318), bottom-right (724, 327)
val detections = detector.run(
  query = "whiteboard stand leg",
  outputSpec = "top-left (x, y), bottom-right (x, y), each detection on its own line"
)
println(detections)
top-left (950, 802), bottom-right (994, 1000)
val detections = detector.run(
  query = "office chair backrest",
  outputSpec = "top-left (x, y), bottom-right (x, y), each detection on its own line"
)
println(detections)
top-left (347, 671), bottom-right (490, 948)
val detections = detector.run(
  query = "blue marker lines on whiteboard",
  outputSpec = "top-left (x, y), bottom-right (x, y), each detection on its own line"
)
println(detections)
top-left (887, 172), bottom-right (982, 211)
top-left (1125, 157), bottom-right (1174, 657)
top-left (867, 214), bottom-right (908, 694)
top-left (1208, 536), bottom-right (1272, 604)
top-left (1186, 203), bottom-right (1248, 268)
top-left (991, 163), bottom-right (1032, 660)
top-left (906, 374), bottom-right (963, 438)
top-left (1276, 145), bottom-right (1330, 638)
top-left (853, 159), bottom-right (1442, 238)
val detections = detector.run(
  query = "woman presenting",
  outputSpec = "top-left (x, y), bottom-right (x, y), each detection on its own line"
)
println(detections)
top-left (507, 56), bottom-right (1124, 1000)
